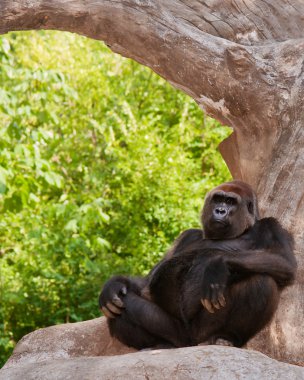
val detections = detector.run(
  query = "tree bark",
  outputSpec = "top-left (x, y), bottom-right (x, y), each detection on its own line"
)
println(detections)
top-left (0, 0), bottom-right (303, 364)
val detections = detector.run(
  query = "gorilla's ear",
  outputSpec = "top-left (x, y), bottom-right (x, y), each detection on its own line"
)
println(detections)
top-left (247, 201), bottom-right (254, 215)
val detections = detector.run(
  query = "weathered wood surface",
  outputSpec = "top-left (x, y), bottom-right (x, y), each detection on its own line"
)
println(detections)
top-left (0, 0), bottom-right (303, 364)
top-left (2, 318), bottom-right (304, 380)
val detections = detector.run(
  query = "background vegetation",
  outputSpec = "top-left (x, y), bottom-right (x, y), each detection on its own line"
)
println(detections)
top-left (0, 31), bottom-right (231, 366)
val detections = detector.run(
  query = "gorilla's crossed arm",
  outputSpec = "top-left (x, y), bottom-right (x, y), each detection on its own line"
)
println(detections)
top-left (99, 181), bottom-right (296, 349)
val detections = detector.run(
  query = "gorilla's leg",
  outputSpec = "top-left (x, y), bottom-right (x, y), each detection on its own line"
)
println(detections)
top-left (220, 275), bottom-right (279, 347)
top-left (192, 275), bottom-right (279, 347)
top-left (109, 292), bottom-right (190, 349)
top-left (108, 313), bottom-right (166, 349)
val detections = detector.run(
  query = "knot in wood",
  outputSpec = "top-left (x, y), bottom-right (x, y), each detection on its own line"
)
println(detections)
top-left (225, 46), bottom-right (253, 80)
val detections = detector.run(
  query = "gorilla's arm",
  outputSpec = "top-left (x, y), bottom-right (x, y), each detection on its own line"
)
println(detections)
top-left (200, 248), bottom-right (295, 314)
top-left (200, 218), bottom-right (296, 313)
top-left (225, 217), bottom-right (296, 286)
top-left (99, 275), bottom-right (148, 318)
top-left (99, 228), bottom-right (203, 317)
top-left (226, 250), bottom-right (296, 286)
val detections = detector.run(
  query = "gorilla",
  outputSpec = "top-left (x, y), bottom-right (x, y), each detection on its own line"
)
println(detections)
top-left (99, 180), bottom-right (296, 349)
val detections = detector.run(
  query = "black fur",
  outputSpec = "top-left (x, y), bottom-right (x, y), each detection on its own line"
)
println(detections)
top-left (99, 181), bottom-right (296, 349)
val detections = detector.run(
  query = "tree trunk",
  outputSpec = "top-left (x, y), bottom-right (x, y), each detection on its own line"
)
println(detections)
top-left (0, 0), bottom-right (303, 364)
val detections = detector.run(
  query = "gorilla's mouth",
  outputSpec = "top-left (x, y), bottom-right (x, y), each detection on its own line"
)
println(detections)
top-left (212, 219), bottom-right (228, 226)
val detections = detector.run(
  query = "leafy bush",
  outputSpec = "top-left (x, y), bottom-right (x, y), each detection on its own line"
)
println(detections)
top-left (0, 31), bottom-right (231, 366)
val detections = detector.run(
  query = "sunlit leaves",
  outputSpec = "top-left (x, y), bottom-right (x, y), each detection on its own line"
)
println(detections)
top-left (0, 30), bottom-right (231, 366)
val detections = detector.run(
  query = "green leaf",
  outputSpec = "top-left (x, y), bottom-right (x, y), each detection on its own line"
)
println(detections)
top-left (96, 237), bottom-right (111, 250)
top-left (2, 38), bottom-right (10, 54)
top-left (0, 166), bottom-right (8, 193)
top-left (43, 172), bottom-right (63, 188)
top-left (64, 219), bottom-right (78, 232)
top-left (3, 192), bottom-right (23, 212)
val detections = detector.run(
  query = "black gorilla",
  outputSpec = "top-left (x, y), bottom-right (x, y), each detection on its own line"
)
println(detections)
top-left (99, 180), bottom-right (296, 349)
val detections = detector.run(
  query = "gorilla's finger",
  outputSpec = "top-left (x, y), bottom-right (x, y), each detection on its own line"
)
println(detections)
top-left (205, 299), bottom-right (215, 313)
top-left (106, 302), bottom-right (122, 315)
top-left (120, 286), bottom-right (127, 296)
top-left (218, 292), bottom-right (226, 307)
top-left (112, 295), bottom-right (124, 308)
top-left (210, 284), bottom-right (221, 309)
top-left (202, 283), bottom-right (211, 301)
top-left (201, 298), bottom-right (215, 313)
top-left (212, 300), bottom-right (222, 310)
top-left (101, 306), bottom-right (116, 319)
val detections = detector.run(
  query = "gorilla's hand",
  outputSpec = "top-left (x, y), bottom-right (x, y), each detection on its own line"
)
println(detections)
top-left (201, 257), bottom-right (229, 313)
top-left (99, 276), bottom-right (128, 318)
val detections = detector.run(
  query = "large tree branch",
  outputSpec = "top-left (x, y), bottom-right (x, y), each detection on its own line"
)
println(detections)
top-left (1, 2), bottom-right (303, 181)
top-left (0, 2), bottom-right (303, 125)
top-left (1, 1), bottom-right (304, 45)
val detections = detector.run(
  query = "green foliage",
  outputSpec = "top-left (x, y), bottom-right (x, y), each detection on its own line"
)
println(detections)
top-left (0, 31), bottom-right (231, 366)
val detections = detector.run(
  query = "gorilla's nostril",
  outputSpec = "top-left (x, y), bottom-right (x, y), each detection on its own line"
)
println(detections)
top-left (215, 208), bottom-right (226, 216)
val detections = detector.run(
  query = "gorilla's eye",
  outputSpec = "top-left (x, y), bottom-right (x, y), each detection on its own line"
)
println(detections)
top-left (212, 194), bottom-right (237, 205)
top-left (212, 194), bottom-right (224, 203)
top-left (226, 197), bottom-right (236, 205)
top-left (248, 201), bottom-right (254, 214)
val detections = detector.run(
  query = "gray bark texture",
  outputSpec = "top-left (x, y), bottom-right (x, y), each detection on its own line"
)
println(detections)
top-left (2, 347), bottom-right (304, 380)
top-left (0, 0), bottom-right (303, 366)
top-left (2, 318), bottom-right (304, 380)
